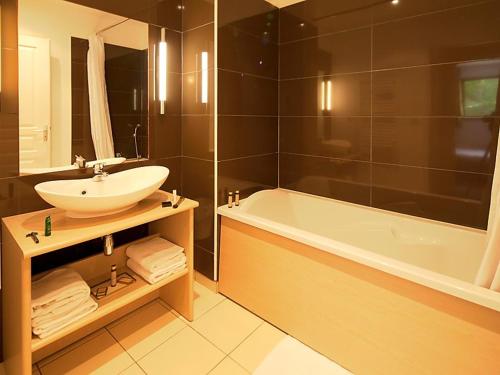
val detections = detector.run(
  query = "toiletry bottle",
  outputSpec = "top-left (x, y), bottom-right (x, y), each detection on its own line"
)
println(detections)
top-left (173, 189), bottom-right (177, 205)
top-left (45, 216), bottom-right (52, 237)
top-left (235, 191), bottom-right (240, 206)
top-left (228, 192), bottom-right (233, 208)
top-left (111, 265), bottom-right (117, 287)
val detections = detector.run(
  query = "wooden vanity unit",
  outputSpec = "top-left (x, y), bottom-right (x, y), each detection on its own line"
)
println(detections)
top-left (1, 191), bottom-right (198, 375)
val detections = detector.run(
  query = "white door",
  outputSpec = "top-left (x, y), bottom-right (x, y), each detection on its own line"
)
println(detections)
top-left (19, 35), bottom-right (51, 171)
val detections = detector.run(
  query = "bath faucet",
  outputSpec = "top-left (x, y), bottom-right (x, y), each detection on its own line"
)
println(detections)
top-left (93, 163), bottom-right (109, 181)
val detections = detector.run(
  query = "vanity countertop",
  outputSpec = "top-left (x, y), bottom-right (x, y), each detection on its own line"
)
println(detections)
top-left (1, 190), bottom-right (198, 259)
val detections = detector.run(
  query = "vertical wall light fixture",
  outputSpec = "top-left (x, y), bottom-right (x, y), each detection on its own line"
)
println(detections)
top-left (159, 28), bottom-right (167, 114)
top-left (201, 51), bottom-right (209, 104)
top-left (326, 80), bottom-right (332, 111)
top-left (321, 79), bottom-right (332, 112)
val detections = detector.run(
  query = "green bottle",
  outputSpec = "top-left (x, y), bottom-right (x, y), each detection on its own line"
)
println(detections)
top-left (45, 215), bottom-right (52, 237)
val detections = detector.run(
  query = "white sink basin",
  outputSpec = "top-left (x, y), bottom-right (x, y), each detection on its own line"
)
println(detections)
top-left (35, 166), bottom-right (169, 218)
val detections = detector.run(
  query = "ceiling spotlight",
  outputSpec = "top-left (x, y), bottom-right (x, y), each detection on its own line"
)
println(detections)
top-left (391, 0), bottom-right (399, 4)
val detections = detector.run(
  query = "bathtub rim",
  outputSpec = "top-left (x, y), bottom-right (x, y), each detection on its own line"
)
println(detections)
top-left (218, 188), bottom-right (499, 312)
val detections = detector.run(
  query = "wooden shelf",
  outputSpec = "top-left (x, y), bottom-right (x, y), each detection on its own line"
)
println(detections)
top-left (2, 190), bottom-right (198, 258)
top-left (32, 267), bottom-right (188, 353)
top-left (1, 189), bottom-right (197, 374)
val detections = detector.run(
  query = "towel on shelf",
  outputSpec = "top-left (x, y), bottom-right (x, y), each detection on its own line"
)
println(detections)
top-left (32, 297), bottom-right (98, 339)
top-left (127, 254), bottom-right (187, 284)
top-left (126, 237), bottom-right (184, 272)
top-left (31, 268), bottom-right (90, 318)
top-left (31, 297), bottom-right (91, 328)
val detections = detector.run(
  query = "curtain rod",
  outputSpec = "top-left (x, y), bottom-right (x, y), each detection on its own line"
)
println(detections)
top-left (96, 18), bottom-right (130, 35)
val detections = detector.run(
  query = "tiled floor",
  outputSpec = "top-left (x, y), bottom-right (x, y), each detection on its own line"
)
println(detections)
top-left (0, 283), bottom-right (349, 374)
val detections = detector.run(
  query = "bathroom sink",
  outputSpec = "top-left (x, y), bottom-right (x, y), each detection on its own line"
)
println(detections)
top-left (34, 166), bottom-right (169, 218)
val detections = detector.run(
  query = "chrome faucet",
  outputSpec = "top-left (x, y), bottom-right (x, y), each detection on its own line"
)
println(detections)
top-left (93, 163), bottom-right (109, 181)
top-left (74, 155), bottom-right (86, 168)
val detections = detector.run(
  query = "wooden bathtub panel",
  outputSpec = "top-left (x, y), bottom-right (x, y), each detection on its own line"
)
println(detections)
top-left (219, 217), bottom-right (500, 375)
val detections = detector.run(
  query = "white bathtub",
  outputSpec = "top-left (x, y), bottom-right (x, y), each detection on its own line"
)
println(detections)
top-left (218, 188), bottom-right (500, 312)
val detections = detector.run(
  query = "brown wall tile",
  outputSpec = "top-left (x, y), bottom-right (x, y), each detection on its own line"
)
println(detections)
top-left (183, 23), bottom-right (214, 73)
top-left (0, 113), bottom-right (19, 178)
top-left (373, 61), bottom-right (500, 117)
top-left (279, 152), bottom-right (371, 206)
top-left (218, 153), bottom-right (278, 203)
top-left (372, 163), bottom-right (491, 228)
top-left (149, 115), bottom-right (181, 158)
top-left (219, 24), bottom-right (278, 79)
top-left (280, 73), bottom-right (371, 116)
top-left (219, 70), bottom-right (277, 115)
top-left (182, 157), bottom-right (214, 252)
top-left (182, 115), bottom-right (214, 160)
top-left (218, 0), bottom-right (278, 44)
top-left (373, 117), bottom-right (499, 173)
top-left (183, 69), bottom-right (214, 115)
top-left (194, 245), bottom-right (214, 279)
top-left (280, 116), bottom-right (370, 161)
top-left (183, 0), bottom-right (214, 31)
top-left (373, 1), bottom-right (500, 70)
top-left (280, 27), bottom-right (371, 79)
top-left (218, 116), bottom-right (277, 160)
top-left (279, 0), bottom-right (373, 43)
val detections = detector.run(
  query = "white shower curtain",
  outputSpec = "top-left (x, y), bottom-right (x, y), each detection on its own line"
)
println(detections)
top-left (87, 34), bottom-right (115, 160)
top-left (475, 140), bottom-right (500, 291)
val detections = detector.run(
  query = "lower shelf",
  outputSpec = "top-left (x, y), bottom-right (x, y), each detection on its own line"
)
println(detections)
top-left (31, 267), bottom-right (189, 353)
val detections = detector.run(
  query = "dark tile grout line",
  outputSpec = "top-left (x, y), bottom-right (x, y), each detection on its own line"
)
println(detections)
top-left (219, 68), bottom-right (278, 82)
top-left (279, 152), bottom-right (494, 176)
top-left (218, 152), bottom-right (277, 163)
top-left (279, 58), bottom-right (500, 82)
top-left (183, 21), bottom-right (215, 34)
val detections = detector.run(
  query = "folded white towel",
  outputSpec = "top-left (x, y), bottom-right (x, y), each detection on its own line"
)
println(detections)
top-left (33, 297), bottom-right (98, 339)
top-left (32, 297), bottom-right (89, 328)
top-left (31, 268), bottom-right (90, 318)
top-left (127, 254), bottom-right (186, 284)
top-left (126, 237), bottom-right (184, 272)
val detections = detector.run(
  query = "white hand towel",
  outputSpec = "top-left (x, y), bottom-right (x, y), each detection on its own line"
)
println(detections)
top-left (31, 268), bottom-right (90, 317)
top-left (32, 297), bottom-right (89, 328)
top-left (127, 255), bottom-right (186, 285)
top-left (33, 297), bottom-right (98, 339)
top-left (126, 237), bottom-right (184, 272)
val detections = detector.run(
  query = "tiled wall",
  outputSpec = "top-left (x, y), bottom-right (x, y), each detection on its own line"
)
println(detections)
top-left (217, 0), bottom-right (279, 204)
top-left (181, 0), bottom-right (215, 278)
top-left (279, 0), bottom-right (500, 229)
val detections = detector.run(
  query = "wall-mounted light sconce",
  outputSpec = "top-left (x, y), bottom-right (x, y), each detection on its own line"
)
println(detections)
top-left (321, 79), bottom-right (332, 112)
top-left (326, 80), bottom-right (332, 111)
top-left (159, 28), bottom-right (167, 114)
top-left (201, 51), bottom-right (208, 104)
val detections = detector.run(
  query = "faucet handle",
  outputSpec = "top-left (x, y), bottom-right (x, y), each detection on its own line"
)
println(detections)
top-left (74, 155), bottom-right (86, 168)
top-left (94, 163), bottom-right (104, 173)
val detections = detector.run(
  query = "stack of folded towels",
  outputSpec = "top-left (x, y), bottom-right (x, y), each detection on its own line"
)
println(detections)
top-left (31, 268), bottom-right (98, 339)
top-left (126, 237), bottom-right (187, 284)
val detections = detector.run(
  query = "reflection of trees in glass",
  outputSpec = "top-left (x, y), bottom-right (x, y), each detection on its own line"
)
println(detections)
top-left (463, 78), bottom-right (499, 116)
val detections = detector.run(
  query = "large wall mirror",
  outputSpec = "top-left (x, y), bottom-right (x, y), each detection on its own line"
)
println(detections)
top-left (18, 0), bottom-right (154, 174)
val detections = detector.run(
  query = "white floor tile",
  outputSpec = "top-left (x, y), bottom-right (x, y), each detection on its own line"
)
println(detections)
top-left (107, 301), bottom-right (185, 361)
top-left (191, 299), bottom-right (262, 353)
top-left (138, 327), bottom-right (225, 375)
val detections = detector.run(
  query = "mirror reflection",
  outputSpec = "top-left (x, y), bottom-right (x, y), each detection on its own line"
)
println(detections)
top-left (18, 0), bottom-right (150, 174)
